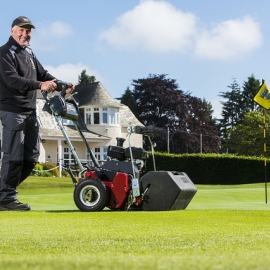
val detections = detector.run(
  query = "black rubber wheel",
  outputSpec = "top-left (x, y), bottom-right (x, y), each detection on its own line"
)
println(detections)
top-left (73, 178), bottom-right (108, 212)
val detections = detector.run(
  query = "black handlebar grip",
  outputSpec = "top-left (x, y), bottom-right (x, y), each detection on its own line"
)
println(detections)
top-left (55, 80), bottom-right (72, 88)
top-left (54, 80), bottom-right (73, 97)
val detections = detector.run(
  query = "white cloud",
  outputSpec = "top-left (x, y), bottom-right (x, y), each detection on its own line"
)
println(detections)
top-left (194, 16), bottom-right (263, 60)
top-left (99, 0), bottom-right (262, 60)
top-left (31, 21), bottom-right (73, 51)
top-left (44, 63), bottom-right (104, 85)
top-left (99, 0), bottom-right (197, 53)
top-left (49, 21), bottom-right (72, 38)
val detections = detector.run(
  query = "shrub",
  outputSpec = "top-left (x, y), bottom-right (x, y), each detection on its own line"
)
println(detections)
top-left (33, 163), bottom-right (43, 176)
top-left (42, 162), bottom-right (59, 177)
top-left (61, 170), bottom-right (69, 177)
top-left (41, 171), bottom-right (53, 177)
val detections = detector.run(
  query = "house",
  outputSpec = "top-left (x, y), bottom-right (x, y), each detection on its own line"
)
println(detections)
top-left (0, 82), bottom-right (143, 169)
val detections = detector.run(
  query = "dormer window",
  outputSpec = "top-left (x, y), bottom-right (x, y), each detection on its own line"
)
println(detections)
top-left (83, 107), bottom-right (119, 125)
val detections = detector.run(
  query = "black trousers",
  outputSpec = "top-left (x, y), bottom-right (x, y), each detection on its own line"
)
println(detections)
top-left (0, 111), bottom-right (40, 204)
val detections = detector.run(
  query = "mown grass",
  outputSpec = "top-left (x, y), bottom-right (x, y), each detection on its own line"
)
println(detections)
top-left (1, 177), bottom-right (270, 270)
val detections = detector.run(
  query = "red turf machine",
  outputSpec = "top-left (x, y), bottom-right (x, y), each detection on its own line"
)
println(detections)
top-left (42, 81), bottom-right (197, 212)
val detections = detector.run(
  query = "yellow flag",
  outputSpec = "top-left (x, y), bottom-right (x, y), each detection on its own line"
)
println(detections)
top-left (253, 81), bottom-right (270, 110)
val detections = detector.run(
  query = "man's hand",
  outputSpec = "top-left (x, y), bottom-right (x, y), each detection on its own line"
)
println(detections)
top-left (65, 82), bottom-right (75, 94)
top-left (40, 79), bottom-right (57, 92)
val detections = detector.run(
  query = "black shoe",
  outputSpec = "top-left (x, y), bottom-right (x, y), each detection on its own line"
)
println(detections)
top-left (0, 200), bottom-right (31, 211)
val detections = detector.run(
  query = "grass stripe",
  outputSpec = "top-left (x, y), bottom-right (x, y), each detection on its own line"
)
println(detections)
top-left (0, 177), bottom-right (270, 269)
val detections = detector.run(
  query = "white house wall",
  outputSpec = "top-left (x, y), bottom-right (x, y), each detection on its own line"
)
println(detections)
top-left (39, 142), bottom-right (46, 163)
top-left (41, 140), bottom-right (91, 165)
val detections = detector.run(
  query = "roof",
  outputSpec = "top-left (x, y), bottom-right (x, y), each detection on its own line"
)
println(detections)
top-left (37, 99), bottom-right (109, 140)
top-left (74, 82), bottom-right (121, 107)
top-left (119, 104), bottom-right (143, 127)
top-left (36, 81), bottom-right (120, 107)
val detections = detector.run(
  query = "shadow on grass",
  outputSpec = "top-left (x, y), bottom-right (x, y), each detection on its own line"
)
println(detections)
top-left (44, 208), bottom-right (144, 213)
top-left (44, 208), bottom-right (116, 213)
top-left (45, 210), bottom-right (81, 213)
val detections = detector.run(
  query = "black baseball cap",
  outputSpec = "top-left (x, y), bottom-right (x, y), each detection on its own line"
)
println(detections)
top-left (12, 16), bottom-right (36, 29)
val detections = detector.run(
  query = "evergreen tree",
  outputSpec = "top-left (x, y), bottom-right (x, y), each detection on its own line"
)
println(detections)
top-left (120, 87), bottom-right (139, 118)
top-left (218, 74), bottom-right (262, 154)
top-left (242, 74), bottom-right (261, 113)
top-left (202, 98), bottom-right (216, 125)
top-left (78, 69), bottom-right (96, 84)
top-left (219, 78), bottom-right (242, 134)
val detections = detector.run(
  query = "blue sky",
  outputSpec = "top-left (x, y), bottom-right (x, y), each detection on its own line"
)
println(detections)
top-left (2, 0), bottom-right (270, 117)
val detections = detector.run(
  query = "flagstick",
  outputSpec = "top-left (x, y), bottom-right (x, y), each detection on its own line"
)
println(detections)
top-left (254, 79), bottom-right (268, 203)
top-left (263, 110), bottom-right (268, 204)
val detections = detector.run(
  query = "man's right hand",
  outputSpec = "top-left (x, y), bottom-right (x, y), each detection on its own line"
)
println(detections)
top-left (40, 79), bottom-right (57, 92)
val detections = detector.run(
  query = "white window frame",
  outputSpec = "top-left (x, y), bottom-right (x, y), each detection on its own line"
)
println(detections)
top-left (102, 108), bottom-right (108, 124)
top-left (86, 108), bottom-right (91, 124)
top-left (84, 107), bottom-right (120, 125)
top-left (63, 147), bottom-right (75, 164)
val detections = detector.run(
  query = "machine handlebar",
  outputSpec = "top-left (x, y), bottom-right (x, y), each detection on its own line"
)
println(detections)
top-left (41, 79), bottom-right (73, 99)
top-left (54, 80), bottom-right (73, 97)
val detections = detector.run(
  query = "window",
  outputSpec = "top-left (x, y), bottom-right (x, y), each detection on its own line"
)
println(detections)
top-left (87, 147), bottom-right (108, 165)
top-left (83, 107), bottom-right (119, 125)
top-left (86, 108), bottom-right (91, 124)
top-left (63, 147), bottom-right (75, 164)
top-left (94, 148), bottom-right (101, 160)
top-left (103, 147), bottom-right (108, 160)
top-left (109, 108), bottom-right (115, 124)
top-left (94, 108), bottom-right (100, 124)
top-left (109, 108), bottom-right (120, 125)
top-left (115, 112), bottom-right (119, 125)
top-left (102, 108), bottom-right (108, 124)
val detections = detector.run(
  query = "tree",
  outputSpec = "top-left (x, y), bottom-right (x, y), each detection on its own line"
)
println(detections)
top-left (242, 74), bottom-right (261, 113)
top-left (132, 74), bottom-right (180, 127)
top-left (218, 74), bottom-right (262, 154)
top-left (171, 93), bottom-right (220, 153)
top-left (219, 75), bottom-right (261, 135)
top-left (78, 69), bottom-right (96, 84)
top-left (131, 74), bottom-right (220, 153)
top-left (219, 78), bottom-right (242, 135)
top-left (120, 87), bottom-right (139, 118)
top-left (226, 111), bottom-right (270, 156)
top-left (202, 98), bottom-right (216, 125)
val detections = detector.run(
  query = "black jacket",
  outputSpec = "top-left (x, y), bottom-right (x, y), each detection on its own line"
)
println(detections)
top-left (0, 36), bottom-right (55, 114)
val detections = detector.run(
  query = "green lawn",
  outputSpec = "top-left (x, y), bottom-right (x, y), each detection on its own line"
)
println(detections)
top-left (1, 177), bottom-right (270, 270)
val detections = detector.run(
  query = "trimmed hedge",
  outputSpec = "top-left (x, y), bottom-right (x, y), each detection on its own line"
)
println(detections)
top-left (145, 152), bottom-right (268, 185)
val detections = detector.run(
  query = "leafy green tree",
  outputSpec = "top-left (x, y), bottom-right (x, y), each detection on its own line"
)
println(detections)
top-left (78, 69), bottom-right (96, 84)
top-left (226, 111), bottom-right (270, 156)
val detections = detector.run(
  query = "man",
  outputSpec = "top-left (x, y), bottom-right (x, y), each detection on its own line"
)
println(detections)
top-left (0, 16), bottom-right (74, 211)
